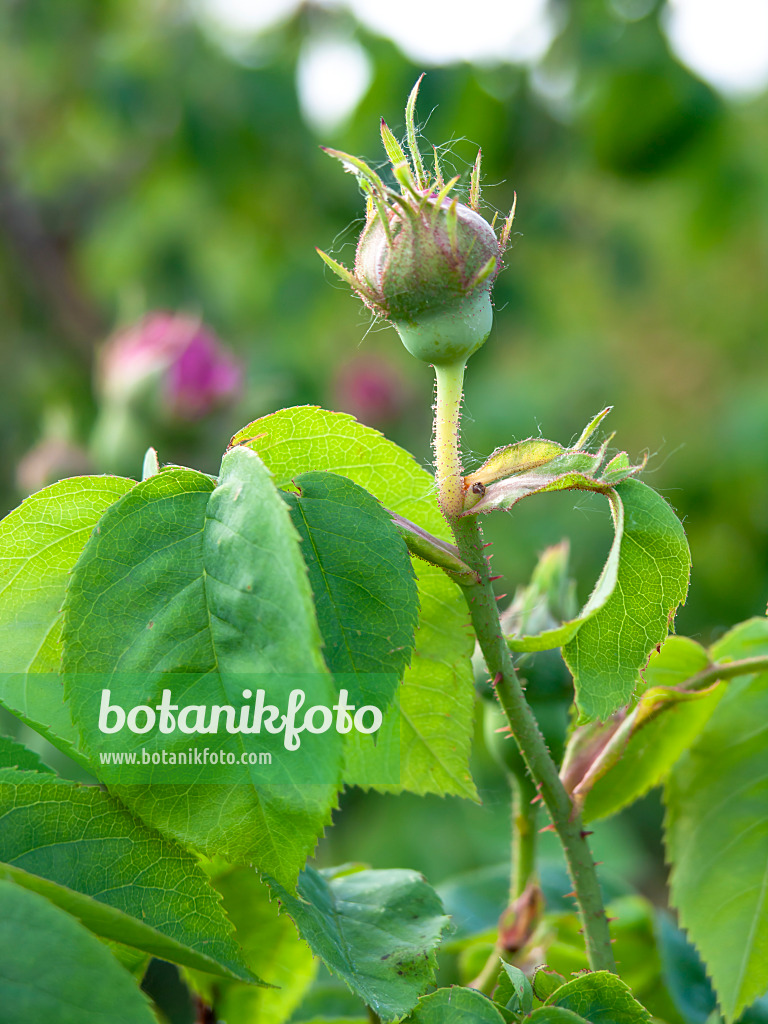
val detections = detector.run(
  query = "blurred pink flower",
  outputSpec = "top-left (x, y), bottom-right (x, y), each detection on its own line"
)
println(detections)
top-left (99, 312), bottom-right (242, 420)
top-left (332, 354), bottom-right (408, 426)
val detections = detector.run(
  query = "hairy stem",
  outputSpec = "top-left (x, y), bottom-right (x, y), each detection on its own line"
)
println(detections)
top-left (453, 515), bottom-right (616, 972)
top-left (433, 362), bottom-right (466, 519)
top-left (432, 367), bottom-right (616, 974)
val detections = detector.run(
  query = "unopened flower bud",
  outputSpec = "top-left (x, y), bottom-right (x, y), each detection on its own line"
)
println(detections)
top-left (318, 77), bottom-right (515, 368)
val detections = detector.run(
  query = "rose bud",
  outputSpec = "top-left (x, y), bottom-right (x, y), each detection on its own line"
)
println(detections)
top-left (317, 76), bottom-right (515, 369)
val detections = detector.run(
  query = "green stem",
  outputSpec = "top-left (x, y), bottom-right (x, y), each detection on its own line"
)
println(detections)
top-left (568, 653), bottom-right (768, 809)
top-left (510, 772), bottom-right (538, 901)
top-left (433, 367), bottom-right (617, 975)
top-left (390, 510), bottom-right (480, 585)
top-left (681, 655), bottom-right (768, 691)
top-left (471, 949), bottom-right (504, 996)
top-left (433, 362), bottom-right (466, 519)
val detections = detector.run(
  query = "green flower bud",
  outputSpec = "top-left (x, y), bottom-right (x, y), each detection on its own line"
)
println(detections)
top-left (355, 191), bottom-right (498, 366)
top-left (318, 76), bottom-right (515, 367)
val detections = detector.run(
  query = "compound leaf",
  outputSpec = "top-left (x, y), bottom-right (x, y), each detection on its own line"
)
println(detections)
top-left (463, 407), bottom-right (640, 515)
top-left (495, 961), bottom-right (533, 1014)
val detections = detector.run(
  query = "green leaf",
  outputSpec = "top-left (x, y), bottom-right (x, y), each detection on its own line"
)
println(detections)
top-left (290, 972), bottom-right (373, 1021)
top-left (267, 864), bottom-right (450, 1021)
top-left (0, 475), bottom-right (134, 760)
top-left (0, 877), bottom-right (156, 1024)
top-left (0, 768), bottom-right (254, 981)
top-left (0, 733), bottom-right (54, 773)
top-left (582, 637), bottom-right (723, 822)
top-left (563, 480), bottom-right (690, 720)
top-left (463, 410), bottom-right (642, 515)
top-left (188, 861), bottom-right (316, 1023)
top-left (463, 438), bottom-right (565, 491)
top-left (642, 634), bottom-right (711, 688)
top-left (465, 421), bottom-right (690, 719)
top-left (495, 961), bottom-right (534, 1014)
top-left (545, 970), bottom-right (651, 1023)
top-left (546, 895), bottom-right (686, 1021)
top-left (108, 941), bottom-right (152, 978)
top-left (506, 482), bottom-right (689, 669)
top-left (532, 966), bottom-right (567, 1002)
top-left (656, 912), bottom-right (717, 1024)
top-left (283, 471), bottom-right (419, 710)
top-left (63, 453), bottom-right (339, 887)
top-left (710, 616), bottom-right (768, 663)
top-left (665, 637), bottom-right (768, 1021)
top-left (404, 986), bottom-right (506, 1023)
top-left (527, 1010), bottom-right (591, 1023)
top-left (230, 407), bottom-right (477, 800)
